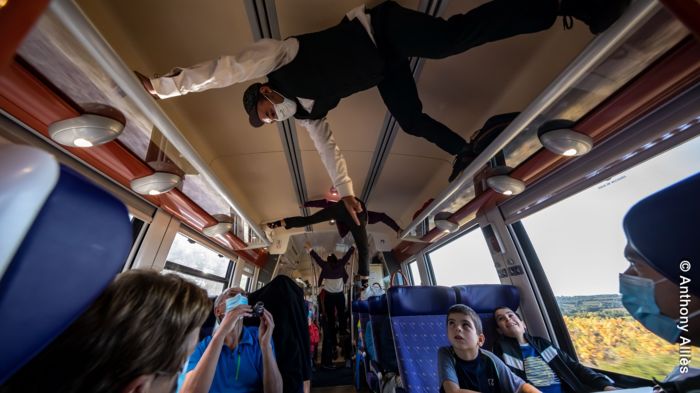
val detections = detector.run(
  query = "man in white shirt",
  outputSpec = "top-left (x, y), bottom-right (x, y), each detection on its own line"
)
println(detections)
top-left (139, 0), bottom-right (629, 225)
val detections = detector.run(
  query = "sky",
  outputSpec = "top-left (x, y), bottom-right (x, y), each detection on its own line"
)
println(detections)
top-left (425, 132), bottom-right (700, 296)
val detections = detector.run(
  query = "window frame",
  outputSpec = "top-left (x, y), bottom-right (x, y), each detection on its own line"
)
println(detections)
top-left (423, 224), bottom-right (502, 287)
top-left (499, 91), bottom-right (700, 383)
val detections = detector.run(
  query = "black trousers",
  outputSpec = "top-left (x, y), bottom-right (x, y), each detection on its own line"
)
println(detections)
top-left (321, 291), bottom-right (346, 365)
top-left (284, 201), bottom-right (370, 277)
top-left (248, 276), bottom-right (310, 393)
top-left (369, 0), bottom-right (558, 155)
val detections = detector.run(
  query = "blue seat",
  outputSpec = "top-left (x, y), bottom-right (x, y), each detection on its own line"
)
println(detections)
top-left (452, 284), bottom-right (520, 350)
top-left (368, 294), bottom-right (398, 373)
top-left (386, 286), bottom-right (456, 393)
top-left (0, 146), bottom-right (131, 383)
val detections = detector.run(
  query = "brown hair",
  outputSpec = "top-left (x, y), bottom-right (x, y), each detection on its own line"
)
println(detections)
top-left (446, 304), bottom-right (483, 335)
top-left (1, 270), bottom-right (211, 393)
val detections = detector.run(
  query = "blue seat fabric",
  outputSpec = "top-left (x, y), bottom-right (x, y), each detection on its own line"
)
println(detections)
top-left (0, 166), bottom-right (131, 383)
top-left (386, 284), bottom-right (520, 393)
top-left (368, 294), bottom-right (398, 373)
top-left (453, 284), bottom-right (520, 350)
top-left (387, 286), bottom-right (456, 393)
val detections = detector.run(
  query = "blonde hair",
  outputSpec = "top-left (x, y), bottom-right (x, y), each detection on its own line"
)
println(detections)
top-left (1, 270), bottom-right (211, 393)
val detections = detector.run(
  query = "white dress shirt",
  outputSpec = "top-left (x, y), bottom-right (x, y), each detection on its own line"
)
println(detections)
top-left (149, 5), bottom-right (375, 198)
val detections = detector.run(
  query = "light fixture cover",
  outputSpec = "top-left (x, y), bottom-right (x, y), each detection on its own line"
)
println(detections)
top-left (203, 222), bottom-right (233, 237)
top-left (130, 172), bottom-right (182, 195)
top-left (48, 114), bottom-right (124, 147)
top-left (434, 211), bottom-right (459, 233)
top-left (538, 120), bottom-right (593, 157)
top-left (486, 175), bottom-right (526, 196)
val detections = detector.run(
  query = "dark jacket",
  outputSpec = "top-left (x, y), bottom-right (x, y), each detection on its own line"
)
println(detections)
top-left (267, 15), bottom-right (384, 120)
top-left (304, 199), bottom-right (400, 237)
top-left (492, 333), bottom-right (614, 393)
top-left (311, 247), bottom-right (354, 286)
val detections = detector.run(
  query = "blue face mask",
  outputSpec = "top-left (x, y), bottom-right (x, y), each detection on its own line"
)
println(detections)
top-left (225, 293), bottom-right (248, 313)
top-left (619, 273), bottom-right (685, 343)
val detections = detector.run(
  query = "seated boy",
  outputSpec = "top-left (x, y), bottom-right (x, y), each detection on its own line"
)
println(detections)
top-left (438, 304), bottom-right (540, 393)
top-left (492, 307), bottom-right (616, 393)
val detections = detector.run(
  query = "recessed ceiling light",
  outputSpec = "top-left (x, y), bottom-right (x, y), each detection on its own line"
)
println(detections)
top-left (434, 211), bottom-right (458, 233)
top-left (203, 222), bottom-right (233, 237)
top-left (48, 114), bottom-right (124, 148)
top-left (486, 175), bottom-right (526, 196)
top-left (130, 172), bottom-right (181, 195)
top-left (538, 119), bottom-right (593, 157)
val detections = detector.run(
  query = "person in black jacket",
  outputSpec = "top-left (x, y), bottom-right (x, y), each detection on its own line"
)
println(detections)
top-left (139, 0), bottom-right (630, 228)
top-left (492, 306), bottom-right (616, 393)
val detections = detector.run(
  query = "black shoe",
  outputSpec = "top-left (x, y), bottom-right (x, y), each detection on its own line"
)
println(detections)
top-left (471, 112), bottom-right (520, 155)
top-left (449, 147), bottom-right (476, 183)
top-left (560, 0), bottom-right (630, 34)
top-left (266, 220), bottom-right (282, 229)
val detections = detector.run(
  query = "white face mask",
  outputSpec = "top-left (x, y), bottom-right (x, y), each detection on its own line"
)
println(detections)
top-left (263, 90), bottom-right (297, 122)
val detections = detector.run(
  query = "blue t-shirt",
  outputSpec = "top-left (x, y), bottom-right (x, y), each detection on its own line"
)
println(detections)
top-left (187, 326), bottom-right (274, 393)
top-left (520, 344), bottom-right (561, 393)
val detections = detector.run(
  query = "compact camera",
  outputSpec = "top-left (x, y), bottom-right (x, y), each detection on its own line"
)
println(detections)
top-left (251, 301), bottom-right (265, 318)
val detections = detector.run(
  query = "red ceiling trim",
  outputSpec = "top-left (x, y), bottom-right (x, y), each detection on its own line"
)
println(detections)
top-left (392, 37), bottom-right (700, 264)
top-left (0, 58), bottom-right (264, 265)
top-left (659, 0), bottom-right (700, 40)
top-left (0, 0), bottom-right (51, 72)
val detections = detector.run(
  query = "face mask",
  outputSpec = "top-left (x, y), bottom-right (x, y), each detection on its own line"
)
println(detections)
top-left (225, 293), bottom-right (248, 313)
top-left (264, 91), bottom-right (297, 122)
top-left (619, 273), bottom-right (700, 343)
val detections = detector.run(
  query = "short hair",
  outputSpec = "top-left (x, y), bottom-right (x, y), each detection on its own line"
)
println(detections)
top-left (493, 305), bottom-right (521, 321)
top-left (1, 270), bottom-right (211, 393)
top-left (327, 254), bottom-right (338, 264)
top-left (446, 304), bottom-right (483, 335)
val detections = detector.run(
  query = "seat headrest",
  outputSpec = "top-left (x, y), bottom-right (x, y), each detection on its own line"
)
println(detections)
top-left (367, 294), bottom-right (388, 315)
top-left (387, 286), bottom-right (456, 316)
top-left (623, 172), bottom-right (700, 295)
top-left (352, 299), bottom-right (369, 313)
top-left (0, 146), bottom-right (131, 383)
top-left (453, 284), bottom-right (520, 312)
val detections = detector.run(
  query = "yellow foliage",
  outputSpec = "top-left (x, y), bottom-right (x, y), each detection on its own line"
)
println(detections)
top-left (563, 315), bottom-right (698, 381)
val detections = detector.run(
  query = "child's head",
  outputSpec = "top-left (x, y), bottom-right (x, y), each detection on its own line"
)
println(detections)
top-left (493, 306), bottom-right (526, 339)
top-left (446, 304), bottom-right (485, 352)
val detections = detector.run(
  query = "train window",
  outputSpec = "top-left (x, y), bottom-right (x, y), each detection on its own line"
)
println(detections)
top-left (427, 228), bottom-right (500, 286)
top-left (165, 270), bottom-right (225, 296)
top-left (519, 136), bottom-right (700, 380)
top-left (240, 274), bottom-right (251, 292)
top-left (167, 233), bottom-right (230, 277)
top-left (162, 233), bottom-right (234, 296)
top-left (408, 260), bottom-right (421, 286)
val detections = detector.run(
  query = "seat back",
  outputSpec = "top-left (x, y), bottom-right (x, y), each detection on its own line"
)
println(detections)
top-left (0, 146), bottom-right (131, 383)
top-left (367, 294), bottom-right (398, 373)
top-left (453, 284), bottom-right (520, 350)
top-left (199, 296), bottom-right (218, 341)
top-left (386, 286), bottom-right (456, 393)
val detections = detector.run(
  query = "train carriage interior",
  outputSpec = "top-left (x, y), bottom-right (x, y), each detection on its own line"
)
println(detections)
top-left (1, 0), bottom-right (699, 392)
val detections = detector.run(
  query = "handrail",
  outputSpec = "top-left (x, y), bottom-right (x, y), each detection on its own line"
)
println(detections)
top-left (50, 0), bottom-right (270, 245)
top-left (400, 0), bottom-right (660, 239)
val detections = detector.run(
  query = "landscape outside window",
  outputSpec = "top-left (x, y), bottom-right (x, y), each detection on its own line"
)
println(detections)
top-left (521, 135), bottom-right (700, 380)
